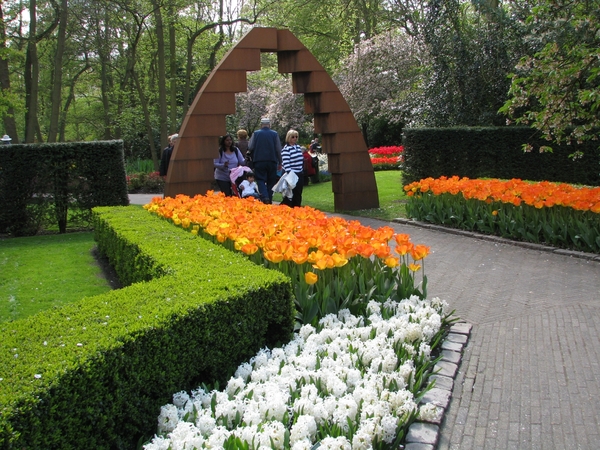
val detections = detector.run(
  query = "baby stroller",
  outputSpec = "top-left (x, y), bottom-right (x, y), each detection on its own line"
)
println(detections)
top-left (229, 166), bottom-right (254, 198)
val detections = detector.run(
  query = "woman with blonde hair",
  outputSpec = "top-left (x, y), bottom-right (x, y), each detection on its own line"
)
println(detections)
top-left (280, 129), bottom-right (305, 207)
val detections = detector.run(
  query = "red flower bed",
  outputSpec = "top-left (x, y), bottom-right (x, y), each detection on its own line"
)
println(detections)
top-left (369, 146), bottom-right (404, 170)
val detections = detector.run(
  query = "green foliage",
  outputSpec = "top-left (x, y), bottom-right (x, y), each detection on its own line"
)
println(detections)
top-left (420, 0), bottom-right (527, 127)
top-left (500, 0), bottom-right (600, 154)
top-left (0, 206), bottom-right (294, 449)
top-left (125, 158), bottom-right (156, 174)
top-left (255, 0), bottom-right (370, 72)
top-left (406, 192), bottom-right (600, 253)
top-left (0, 232), bottom-right (113, 323)
top-left (126, 171), bottom-right (165, 193)
top-left (401, 127), bottom-right (600, 186)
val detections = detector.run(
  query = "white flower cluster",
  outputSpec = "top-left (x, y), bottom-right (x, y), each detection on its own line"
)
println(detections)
top-left (145, 296), bottom-right (446, 450)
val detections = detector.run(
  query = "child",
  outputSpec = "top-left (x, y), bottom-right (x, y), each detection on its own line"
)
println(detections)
top-left (239, 172), bottom-right (261, 199)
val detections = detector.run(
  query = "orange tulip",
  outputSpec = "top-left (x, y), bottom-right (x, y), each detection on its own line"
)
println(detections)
top-left (356, 243), bottom-right (375, 258)
top-left (241, 243), bottom-right (259, 255)
top-left (264, 250), bottom-right (284, 263)
top-left (411, 244), bottom-right (430, 261)
top-left (394, 233), bottom-right (411, 245)
top-left (331, 253), bottom-right (348, 268)
top-left (312, 258), bottom-right (328, 270)
top-left (292, 252), bottom-right (309, 265)
top-left (307, 250), bottom-right (324, 264)
top-left (395, 243), bottom-right (413, 256)
top-left (374, 243), bottom-right (391, 259)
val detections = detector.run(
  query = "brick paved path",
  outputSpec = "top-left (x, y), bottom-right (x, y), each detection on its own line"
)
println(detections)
top-left (356, 216), bottom-right (600, 449)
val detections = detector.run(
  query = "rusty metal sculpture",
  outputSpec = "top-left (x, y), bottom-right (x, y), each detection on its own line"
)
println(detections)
top-left (165, 27), bottom-right (379, 211)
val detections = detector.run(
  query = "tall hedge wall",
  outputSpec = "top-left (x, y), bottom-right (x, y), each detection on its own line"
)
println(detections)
top-left (0, 140), bottom-right (129, 236)
top-left (401, 127), bottom-right (600, 186)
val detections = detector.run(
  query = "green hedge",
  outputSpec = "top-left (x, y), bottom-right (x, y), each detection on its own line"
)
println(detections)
top-left (0, 206), bottom-right (295, 449)
top-left (0, 140), bottom-right (129, 236)
top-left (401, 127), bottom-right (600, 186)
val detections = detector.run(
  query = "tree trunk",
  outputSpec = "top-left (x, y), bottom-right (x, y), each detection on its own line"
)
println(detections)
top-left (0, 3), bottom-right (19, 142)
top-left (150, 0), bottom-right (168, 150)
top-left (95, 8), bottom-right (113, 140)
top-left (133, 70), bottom-right (159, 171)
top-left (24, 0), bottom-right (39, 143)
top-left (47, 0), bottom-right (67, 143)
top-left (168, 5), bottom-right (177, 133)
top-left (59, 64), bottom-right (90, 141)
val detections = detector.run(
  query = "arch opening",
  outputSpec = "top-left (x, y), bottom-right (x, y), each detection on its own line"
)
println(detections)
top-left (165, 27), bottom-right (379, 211)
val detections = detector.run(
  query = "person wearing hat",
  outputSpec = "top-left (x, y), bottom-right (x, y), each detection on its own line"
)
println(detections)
top-left (1, 135), bottom-right (12, 145)
top-left (247, 118), bottom-right (282, 204)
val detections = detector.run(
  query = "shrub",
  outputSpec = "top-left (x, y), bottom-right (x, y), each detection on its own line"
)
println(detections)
top-left (127, 171), bottom-right (165, 193)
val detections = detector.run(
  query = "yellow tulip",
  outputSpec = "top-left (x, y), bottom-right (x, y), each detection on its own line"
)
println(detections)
top-left (305, 272), bottom-right (318, 285)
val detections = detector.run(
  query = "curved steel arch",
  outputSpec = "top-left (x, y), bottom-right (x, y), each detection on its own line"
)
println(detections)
top-left (165, 27), bottom-right (379, 211)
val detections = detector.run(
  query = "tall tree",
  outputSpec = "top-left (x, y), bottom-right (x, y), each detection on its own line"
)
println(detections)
top-left (149, 0), bottom-right (169, 150)
top-left (0, 2), bottom-right (19, 142)
top-left (500, 0), bottom-right (600, 155)
top-left (416, 0), bottom-right (525, 127)
top-left (47, 0), bottom-right (67, 142)
top-left (335, 30), bottom-right (426, 146)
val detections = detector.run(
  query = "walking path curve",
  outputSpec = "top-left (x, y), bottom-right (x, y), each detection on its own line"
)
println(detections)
top-left (129, 194), bottom-right (600, 449)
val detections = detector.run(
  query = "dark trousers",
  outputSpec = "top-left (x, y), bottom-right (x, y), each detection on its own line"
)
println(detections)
top-left (253, 160), bottom-right (278, 202)
top-left (281, 172), bottom-right (304, 208)
top-left (216, 179), bottom-right (233, 196)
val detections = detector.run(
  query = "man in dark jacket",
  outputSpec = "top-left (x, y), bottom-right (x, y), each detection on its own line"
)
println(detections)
top-left (248, 118), bottom-right (282, 203)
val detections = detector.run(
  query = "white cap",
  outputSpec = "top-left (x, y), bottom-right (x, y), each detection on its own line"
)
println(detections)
top-left (1, 135), bottom-right (11, 142)
top-left (260, 117), bottom-right (271, 125)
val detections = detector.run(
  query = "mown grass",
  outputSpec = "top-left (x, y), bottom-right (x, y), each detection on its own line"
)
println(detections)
top-left (276, 170), bottom-right (408, 220)
top-left (0, 232), bottom-right (113, 323)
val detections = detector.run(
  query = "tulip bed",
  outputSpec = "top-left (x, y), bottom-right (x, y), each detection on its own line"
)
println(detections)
top-left (404, 176), bottom-right (600, 253)
top-left (143, 192), bottom-right (453, 449)
top-left (144, 192), bottom-right (431, 327)
top-left (368, 146), bottom-right (404, 171)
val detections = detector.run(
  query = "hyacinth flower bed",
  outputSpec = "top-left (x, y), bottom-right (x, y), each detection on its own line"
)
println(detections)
top-left (144, 297), bottom-right (451, 450)
top-left (144, 193), bottom-right (431, 326)
top-left (404, 176), bottom-right (600, 253)
top-left (368, 146), bottom-right (404, 171)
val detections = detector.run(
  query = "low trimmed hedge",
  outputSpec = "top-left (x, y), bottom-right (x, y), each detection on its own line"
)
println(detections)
top-left (0, 206), bottom-right (295, 449)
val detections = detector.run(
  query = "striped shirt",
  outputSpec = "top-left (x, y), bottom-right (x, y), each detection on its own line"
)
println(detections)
top-left (281, 144), bottom-right (304, 174)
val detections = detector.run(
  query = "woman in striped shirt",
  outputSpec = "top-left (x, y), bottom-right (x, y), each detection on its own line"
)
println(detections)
top-left (281, 129), bottom-right (305, 207)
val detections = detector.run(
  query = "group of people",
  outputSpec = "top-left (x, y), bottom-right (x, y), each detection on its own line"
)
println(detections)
top-left (159, 118), bottom-right (320, 208)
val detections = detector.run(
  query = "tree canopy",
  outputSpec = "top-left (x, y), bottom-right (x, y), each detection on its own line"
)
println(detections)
top-left (1, 0), bottom-right (598, 159)
top-left (500, 0), bottom-right (600, 156)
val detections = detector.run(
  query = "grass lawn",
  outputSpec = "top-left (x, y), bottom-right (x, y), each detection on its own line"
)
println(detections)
top-left (275, 170), bottom-right (408, 220)
top-left (0, 232), bottom-right (113, 323)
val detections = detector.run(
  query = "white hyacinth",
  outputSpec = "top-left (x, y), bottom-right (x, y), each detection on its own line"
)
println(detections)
top-left (145, 296), bottom-right (447, 449)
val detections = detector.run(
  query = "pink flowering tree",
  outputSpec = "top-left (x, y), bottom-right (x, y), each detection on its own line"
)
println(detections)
top-left (334, 30), bottom-right (427, 147)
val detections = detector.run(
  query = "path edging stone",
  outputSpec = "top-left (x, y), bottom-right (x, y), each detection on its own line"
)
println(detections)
top-left (406, 321), bottom-right (472, 448)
